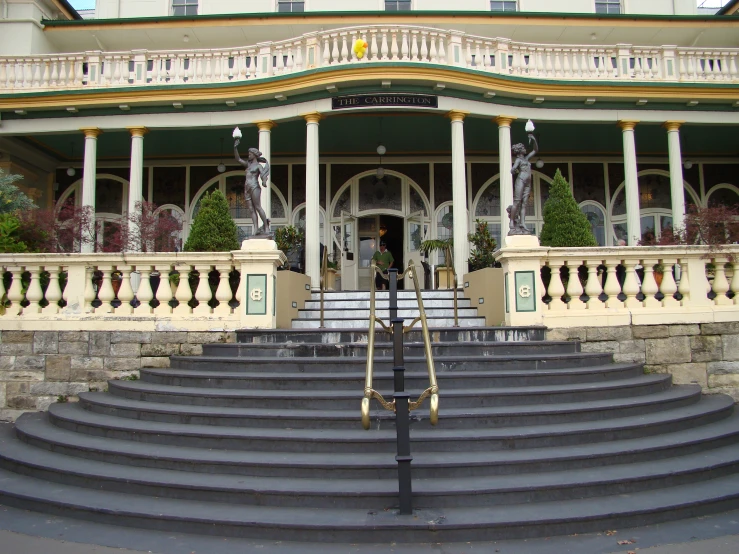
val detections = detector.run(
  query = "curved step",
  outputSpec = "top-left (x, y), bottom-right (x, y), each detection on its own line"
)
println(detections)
top-left (78, 385), bottom-right (700, 429)
top-left (201, 340), bottom-right (580, 358)
top-left (236, 327), bottom-right (546, 344)
top-left (107, 374), bottom-right (671, 410)
top-left (139, 362), bottom-right (644, 390)
top-left (17, 410), bottom-right (739, 480)
top-left (4, 423), bottom-right (739, 509)
top-left (291, 317), bottom-right (487, 329)
top-left (1, 464), bottom-right (739, 542)
top-left (169, 352), bottom-right (615, 373)
top-left (46, 395), bottom-right (734, 453)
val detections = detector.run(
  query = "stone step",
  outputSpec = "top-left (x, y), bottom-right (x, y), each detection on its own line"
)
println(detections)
top-left (106, 374), bottom-right (672, 411)
top-left (44, 393), bottom-right (733, 453)
top-left (310, 290), bottom-right (465, 301)
top-left (304, 299), bottom-right (473, 310)
top-left (2, 460), bottom-right (739, 542)
top-left (141, 363), bottom-right (641, 390)
top-left (296, 308), bottom-right (481, 319)
top-left (17, 410), bottom-right (739, 480)
top-left (291, 317), bottom-right (487, 329)
top-left (236, 327), bottom-right (546, 344)
top-left (200, 340), bottom-right (580, 359)
top-left (4, 423), bottom-right (739, 510)
top-left (77, 386), bottom-right (700, 430)
top-left (167, 352), bottom-right (616, 373)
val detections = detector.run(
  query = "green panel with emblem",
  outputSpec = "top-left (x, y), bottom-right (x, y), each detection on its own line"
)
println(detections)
top-left (514, 270), bottom-right (536, 313)
top-left (246, 274), bottom-right (268, 315)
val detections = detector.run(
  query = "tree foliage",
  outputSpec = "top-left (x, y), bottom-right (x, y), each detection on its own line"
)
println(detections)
top-left (0, 213), bottom-right (29, 253)
top-left (183, 190), bottom-right (239, 252)
top-left (467, 219), bottom-right (498, 271)
top-left (0, 169), bottom-right (36, 215)
top-left (539, 168), bottom-right (597, 248)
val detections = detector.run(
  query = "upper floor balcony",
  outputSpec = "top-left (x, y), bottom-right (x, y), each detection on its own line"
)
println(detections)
top-left (1, 25), bottom-right (737, 96)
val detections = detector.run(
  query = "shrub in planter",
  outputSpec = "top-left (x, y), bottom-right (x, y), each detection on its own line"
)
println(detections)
top-left (540, 169), bottom-right (597, 248)
top-left (467, 219), bottom-right (498, 272)
top-left (184, 190), bottom-right (239, 252)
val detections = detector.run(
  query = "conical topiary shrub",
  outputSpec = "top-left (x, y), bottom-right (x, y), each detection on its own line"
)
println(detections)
top-left (539, 168), bottom-right (597, 248)
top-left (183, 189), bottom-right (239, 252)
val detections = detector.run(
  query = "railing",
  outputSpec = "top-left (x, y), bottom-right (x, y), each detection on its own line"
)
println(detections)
top-left (361, 261), bottom-right (439, 514)
top-left (319, 247), bottom-right (328, 328)
top-left (1, 25), bottom-right (736, 93)
top-left (0, 252), bottom-right (245, 327)
top-left (495, 245), bottom-right (739, 328)
top-left (443, 244), bottom-right (459, 327)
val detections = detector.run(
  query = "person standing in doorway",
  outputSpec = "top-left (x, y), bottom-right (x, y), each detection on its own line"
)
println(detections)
top-left (372, 241), bottom-right (394, 291)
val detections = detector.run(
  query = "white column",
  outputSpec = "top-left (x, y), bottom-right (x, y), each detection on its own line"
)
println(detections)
top-left (618, 120), bottom-right (641, 245)
top-left (495, 116), bottom-right (516, 239)
top-left (256, 120), bottom-right (275, 222)
top-left (448, 110), bottom-right (470, 276)
top-left (664, 120), bottom-right (686, 231)
top-left (79, 127), bottom-right (101, 253)
top-left (304, 112), bottom-right (321, 289)
top-left (126, 126), bottom-right (147, 251)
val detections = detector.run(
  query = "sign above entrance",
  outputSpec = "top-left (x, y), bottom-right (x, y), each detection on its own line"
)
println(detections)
top-left (331, 94), bottom-right (438, 110)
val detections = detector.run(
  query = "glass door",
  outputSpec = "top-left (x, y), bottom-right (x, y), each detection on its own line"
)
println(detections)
top-left (340, 211), bottom-right (358, 291)
top-left (404, 211), bottom-right (426, 289)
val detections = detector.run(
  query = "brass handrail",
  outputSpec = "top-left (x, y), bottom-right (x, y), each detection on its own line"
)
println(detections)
top-left (443, 244), bottom-right (459, 327)
top-left (361, 259), bottom-right (439, 429)
top-left (319, 247), bottom-right (328, 328)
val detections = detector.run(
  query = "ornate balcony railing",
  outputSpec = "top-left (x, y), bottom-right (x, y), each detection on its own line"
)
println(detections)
top-left (1, 25), bottom-right (737, 94)
top-left (496, 244), bottom-right (739, 329)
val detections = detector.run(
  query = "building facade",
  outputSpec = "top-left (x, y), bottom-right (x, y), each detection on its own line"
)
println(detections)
top-left (0, 0), bottom-right (737, 289)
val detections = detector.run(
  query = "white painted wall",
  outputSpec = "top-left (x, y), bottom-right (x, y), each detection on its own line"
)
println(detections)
top-left (88, 0), bottom-right (701, 18)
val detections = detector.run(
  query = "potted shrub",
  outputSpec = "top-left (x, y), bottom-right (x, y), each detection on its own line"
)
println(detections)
top-left (467, 219), bottom-right (498, 272)
top-left (274, 226), bottom-right (304, 270)
top-left (421, 238), bottom-right (454, 289)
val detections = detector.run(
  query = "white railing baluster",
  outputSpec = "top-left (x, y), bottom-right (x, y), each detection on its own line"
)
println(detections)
top-left (134, 266), bottom-right (154, 315)
top-left (174, 265), bottom-right (193, 315)
top-left (6, 267), bottom-right (24, 316)
top-left (95, 266), bottom-right (115, 314)
top-left (641, 259), bottom-right (661, 308)
top-left (603, 260), bottom-right (624, 309)
top-left (565, 262), bottom-right (585, 310)
top-left (660, 259), bottom-right (679, 308)
top-left (193, 265), bottom-right (213, 315)
top-left (547, 260), bottom-right (567, 311)
top-left (712, 260), bottom-right (732, 305)
top-left (154, 264), bottom-right (174, 315)
top-left (42, 266), bottom-right (63, 314)
top-left (584, 261), bottom-right (604, 310)
top-left (115, 266), bottom-right (135, 315)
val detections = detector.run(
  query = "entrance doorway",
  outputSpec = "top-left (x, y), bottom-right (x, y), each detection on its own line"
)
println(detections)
top-left (357, 215), bottom-right (404, 290)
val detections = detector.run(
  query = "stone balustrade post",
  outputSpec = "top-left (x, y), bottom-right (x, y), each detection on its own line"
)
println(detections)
top-left (232, 239), bottom-right (287, 329)
top-left (494, 235), bottom-right (547, 326)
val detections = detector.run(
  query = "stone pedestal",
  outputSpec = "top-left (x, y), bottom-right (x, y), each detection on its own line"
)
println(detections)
top-left (232, 239), bottom-right (287, 329)
top-left (496, 235), bottom-right (547, 327)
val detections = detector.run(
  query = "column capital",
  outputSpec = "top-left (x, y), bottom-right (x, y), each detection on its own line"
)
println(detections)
top-left (302, 112), bottom-right (322, 124)
top-left (127, 126), bottom-right (149, 137)
top-left (254, 119), bottom-right (277, 131)
top-left (446, 110), bottom-right (469, 122)
top-left (80, 127), bottom-right (102, 138)
top-left (663, 120), bottom-right (684, 132)
top-left (617, 120), bottom-right (639, 131)
top-left (494, 116), bottom-right (516, 127)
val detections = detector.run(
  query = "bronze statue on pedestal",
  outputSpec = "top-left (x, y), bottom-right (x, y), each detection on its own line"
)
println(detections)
top-left (507, 127), bottom-right (539, 236)
top-left (234, 137), bottom-right (271, 237)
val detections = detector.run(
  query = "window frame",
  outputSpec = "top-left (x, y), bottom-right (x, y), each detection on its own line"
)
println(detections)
top-left (171, 0), bottom-right (198, 16)
top-left (384, 0), bottom-right (412, 11)
top-left (276, 0), bottom-right (305, 13)
top-left (594, 0), bottom-right (621, 14)
top-left (490, 0), bottom-right (517, 12)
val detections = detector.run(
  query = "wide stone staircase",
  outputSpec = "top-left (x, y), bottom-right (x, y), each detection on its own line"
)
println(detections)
top-left (291, 289), bottom-right (486, 328)
top-left (1, 323), bottom-right (739, 543)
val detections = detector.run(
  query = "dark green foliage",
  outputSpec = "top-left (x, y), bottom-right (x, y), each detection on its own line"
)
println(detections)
top-left (0, 169), bottom-right (36, 215)
top-left (0, 213), bottom-right (29, 253)
top-left (539, 169), bottom-right (597, 248)
top-left (183, 190), bottom-right (239, 252)
top-left (467, 219), bottom-right (498, 271)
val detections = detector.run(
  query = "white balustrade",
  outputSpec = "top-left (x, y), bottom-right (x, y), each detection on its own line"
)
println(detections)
top-left (3, 26), bottom-right (735, 93)
top-left (0, 254), bottom-right (245, 327)
top-left (526, 246), bottom-right (739, 327)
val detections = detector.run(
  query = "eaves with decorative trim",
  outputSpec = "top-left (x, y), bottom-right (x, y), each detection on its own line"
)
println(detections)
top-left (1, 26), bottom-right (737, 110)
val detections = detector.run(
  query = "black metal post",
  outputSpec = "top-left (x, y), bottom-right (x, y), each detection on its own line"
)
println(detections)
top-left (388, 269), bottom-right (413, 514)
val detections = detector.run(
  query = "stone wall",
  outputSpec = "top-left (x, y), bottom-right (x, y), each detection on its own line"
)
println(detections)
top-left (0, 330), bottom-right (235, 421)
top-left (547, 322), bottom-right (739, 401)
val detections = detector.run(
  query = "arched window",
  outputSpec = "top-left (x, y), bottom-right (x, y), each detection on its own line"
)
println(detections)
top-left (610, 170), bottom-right (700, 244)
top-left (706, 185), bottom-right (739, 208)
top-left (579, 202), bottom-right (607, 246)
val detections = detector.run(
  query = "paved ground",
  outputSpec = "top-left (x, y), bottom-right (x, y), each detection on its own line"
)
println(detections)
top-left (2, 503), bottom-right (739, 554)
